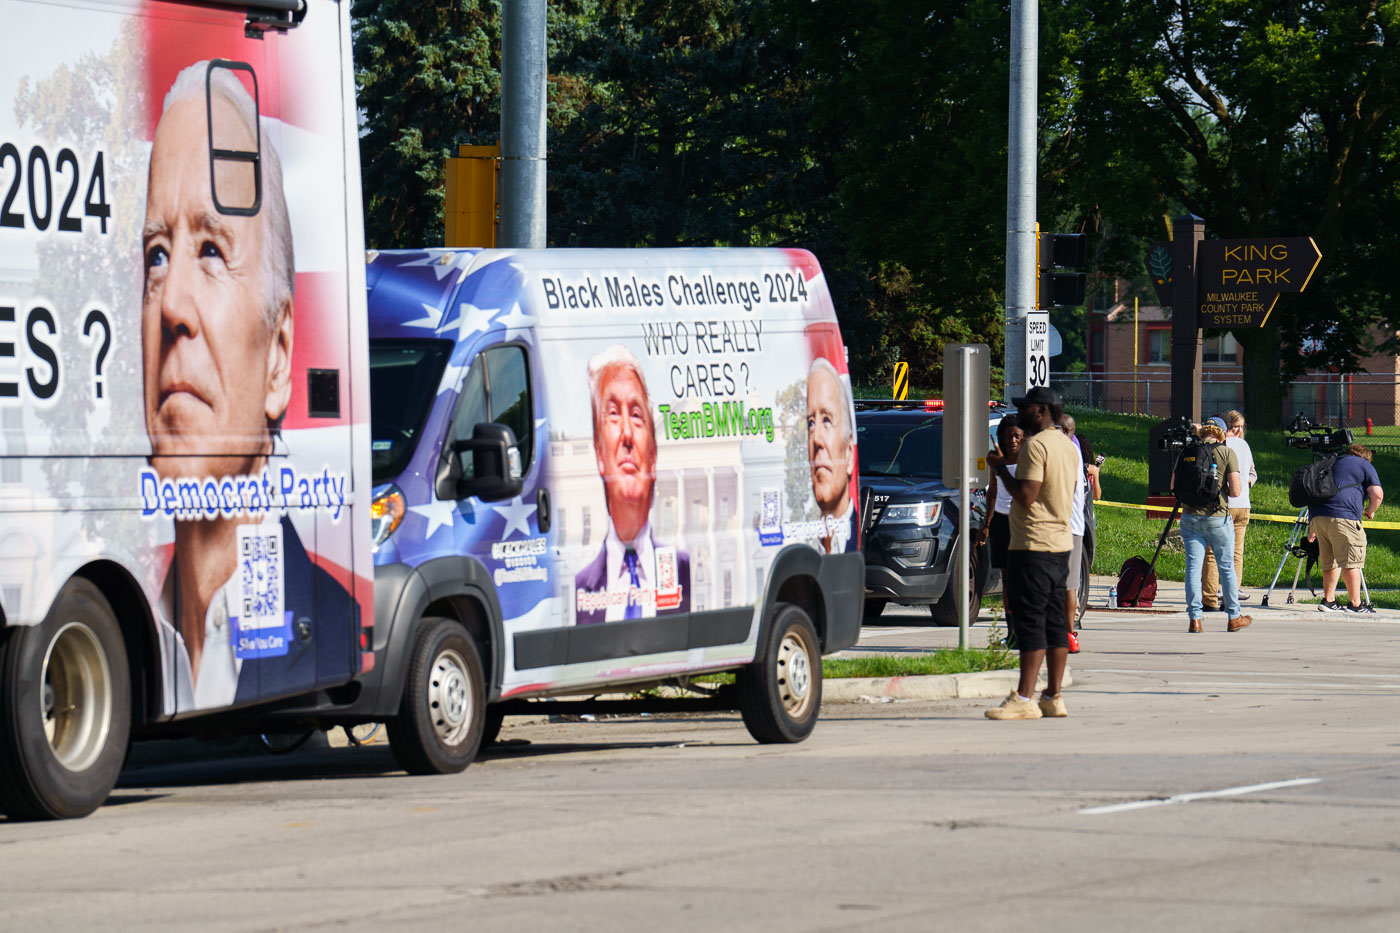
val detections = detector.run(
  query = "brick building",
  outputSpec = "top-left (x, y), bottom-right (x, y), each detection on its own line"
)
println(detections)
top-left (1069, 283), bottom-right (1400, 427)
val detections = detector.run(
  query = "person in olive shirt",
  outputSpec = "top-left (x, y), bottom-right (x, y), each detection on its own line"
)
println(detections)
top-left (1180, 418), bottom-right (1251, 634)
top-left (984, 386), bottom-right (1082, 720)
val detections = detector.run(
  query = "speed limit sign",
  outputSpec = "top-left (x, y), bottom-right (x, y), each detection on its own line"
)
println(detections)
top-left (1025, 311), bottom-right (1050, 390)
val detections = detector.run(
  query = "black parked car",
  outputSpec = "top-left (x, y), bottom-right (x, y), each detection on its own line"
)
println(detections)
top-left (855, 400), bottom-right (1094, 626)
top-left (856, 401), bottom-right (996, 626)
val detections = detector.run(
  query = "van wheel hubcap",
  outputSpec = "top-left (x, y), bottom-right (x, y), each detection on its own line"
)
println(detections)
top-left (428, 648), bottom-right (472, 746)
top-left (776, 630), bottom-right (815, 719)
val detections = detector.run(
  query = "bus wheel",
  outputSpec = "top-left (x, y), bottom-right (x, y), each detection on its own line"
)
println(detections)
top-left (0, 579), bottom-right (130, 820)
top-left (387, 617), bottom-right (485, 775)
top-left (738, 603), bottom-right (821, 744)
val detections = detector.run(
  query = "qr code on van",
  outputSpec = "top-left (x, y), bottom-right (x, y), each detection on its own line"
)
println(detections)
top-left (236, 523), bottom-right (285, 632)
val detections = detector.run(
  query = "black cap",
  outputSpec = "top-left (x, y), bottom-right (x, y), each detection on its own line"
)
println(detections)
top-left (1011, 385), bottom-right (1061, 408)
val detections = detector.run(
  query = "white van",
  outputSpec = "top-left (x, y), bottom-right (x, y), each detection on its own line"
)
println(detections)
top-left (359, 248), bottom-right (864, 771)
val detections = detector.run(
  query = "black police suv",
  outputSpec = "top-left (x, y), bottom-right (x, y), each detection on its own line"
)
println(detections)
top-left (856, 401), bottom-right (998, 626)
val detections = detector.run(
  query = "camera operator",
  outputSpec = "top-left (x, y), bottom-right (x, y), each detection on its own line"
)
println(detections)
top-left (1175, 418), bottom-right (1251, 634)
top-left (1309, 443), bottom-right (1384, 613)
top-left (1203, 410), bottom-right (1256, 609)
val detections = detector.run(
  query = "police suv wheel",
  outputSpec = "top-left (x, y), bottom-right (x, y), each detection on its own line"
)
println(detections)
top-left (738, 603), bottom-right (821, 744)
top-left (0, 579), bottom-right (130, 820)
top-left (388, 617), bottom-right (485, 775)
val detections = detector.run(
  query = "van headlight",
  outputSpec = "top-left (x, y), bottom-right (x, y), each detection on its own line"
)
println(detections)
top-left (880, 501), bottom-right (941, 526)
top-left (370, 486), bottom-right (406, 552)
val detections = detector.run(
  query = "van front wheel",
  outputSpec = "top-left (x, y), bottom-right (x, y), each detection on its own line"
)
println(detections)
top-left (0, 579), bottom-right (131, 820)
top-left (738, 603), bottom-right (821, 744)
top-left (387, 617), bottom-right (485, 775)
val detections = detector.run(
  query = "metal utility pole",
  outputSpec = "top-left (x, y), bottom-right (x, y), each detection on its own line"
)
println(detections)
top-left (1003, 0), bottom-right (1038, 403)
top-left (500, 0), bottom-right (547, 248)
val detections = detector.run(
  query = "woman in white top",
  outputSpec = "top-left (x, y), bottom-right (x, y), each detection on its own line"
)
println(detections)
top-left (1202, 409), bottom-right (1257, 607)
top-left (979, 414), bottom-right (1025, 573)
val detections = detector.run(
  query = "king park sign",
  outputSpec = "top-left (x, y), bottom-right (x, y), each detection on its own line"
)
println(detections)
top-left (1142, 235), bottom-right (1322, 329)
top-left (1195, 237), bottom-right (1322, 328)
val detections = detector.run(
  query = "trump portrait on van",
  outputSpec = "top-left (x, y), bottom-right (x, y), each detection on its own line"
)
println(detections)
top-left (574, 345), bottom-right (691, 624)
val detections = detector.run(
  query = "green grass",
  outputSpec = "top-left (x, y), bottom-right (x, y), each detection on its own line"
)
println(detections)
top-left (683, 645), bottom-right (1017, 683)
top-left (822, 649), bottom-right (1018, 678)
top-left (1075, 407), bottom-right (1400, 608)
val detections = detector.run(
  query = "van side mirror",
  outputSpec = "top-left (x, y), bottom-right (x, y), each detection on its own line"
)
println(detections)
top-left (452, 422), bottom-right (524, 502)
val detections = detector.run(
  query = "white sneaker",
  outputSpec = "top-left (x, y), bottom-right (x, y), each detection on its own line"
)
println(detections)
top-left (986, 691), bottom-right (1042, 720)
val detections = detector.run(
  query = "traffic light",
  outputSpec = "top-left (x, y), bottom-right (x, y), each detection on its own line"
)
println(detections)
top-left (1036, 230), bottom-right (1087, 308)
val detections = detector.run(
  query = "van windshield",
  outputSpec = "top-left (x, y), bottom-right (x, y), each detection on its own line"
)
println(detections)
top-left (370, 340), bottom-right (452, 484)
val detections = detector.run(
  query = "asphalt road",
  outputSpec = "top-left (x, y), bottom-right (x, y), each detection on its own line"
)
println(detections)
top-left (2, 586), bottom-right (1399, 932)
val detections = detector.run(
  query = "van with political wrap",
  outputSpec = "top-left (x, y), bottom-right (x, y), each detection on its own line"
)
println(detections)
top-left (360, 248), bottom-right (864, 771)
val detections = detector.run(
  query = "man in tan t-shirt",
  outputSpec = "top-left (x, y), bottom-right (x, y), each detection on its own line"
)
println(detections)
top-left (984, 386), bottom-right (1082, 720)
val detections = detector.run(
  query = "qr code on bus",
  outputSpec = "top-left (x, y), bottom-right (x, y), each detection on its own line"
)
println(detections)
top-left (760, 489), bottom-right (780, 533)
top-left (236, 523), bottom-right (285, 631)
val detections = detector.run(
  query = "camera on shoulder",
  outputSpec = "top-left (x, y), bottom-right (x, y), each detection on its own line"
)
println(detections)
top-left (1284, 413), bottom-right (1353, 453)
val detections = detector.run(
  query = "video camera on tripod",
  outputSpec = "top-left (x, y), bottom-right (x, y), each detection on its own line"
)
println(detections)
top-left (1262, 413), bottom-right (1374, 611)
top-left (1155, 414), bottom-right (1196, 451)
top-left (1283, 413), bottom-right (1353, 454)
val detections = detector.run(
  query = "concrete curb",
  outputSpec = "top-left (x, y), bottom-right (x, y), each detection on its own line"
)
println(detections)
top-left (822, 667), bottom-right (1074, 704)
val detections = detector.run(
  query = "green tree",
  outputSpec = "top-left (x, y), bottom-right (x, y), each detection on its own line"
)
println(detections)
top-left (1050, 0), bottom-right (1400, 427)
top-left (352, 0), bottom-right (503, 248)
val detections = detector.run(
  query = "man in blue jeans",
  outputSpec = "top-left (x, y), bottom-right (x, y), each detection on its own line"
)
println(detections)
top-left (1179, 418), bottom-right (1252, 633)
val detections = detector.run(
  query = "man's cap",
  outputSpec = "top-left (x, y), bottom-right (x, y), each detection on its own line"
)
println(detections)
top-left (1010, 385), bottom-right (1062, 409)
top-left (1205, 416), bottom-right (1227, 432)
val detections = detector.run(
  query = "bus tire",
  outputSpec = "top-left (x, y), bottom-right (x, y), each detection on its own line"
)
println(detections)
top-left (387, 617), bottom-right (485, 775)
top-left (0, 579), bottom-right (131, 820)
top-left (738, 603), bottom-right (821, 744)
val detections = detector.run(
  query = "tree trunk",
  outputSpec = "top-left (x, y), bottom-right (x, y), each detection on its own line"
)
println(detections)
top-left (1237, 325), bottom-right (1285, 430)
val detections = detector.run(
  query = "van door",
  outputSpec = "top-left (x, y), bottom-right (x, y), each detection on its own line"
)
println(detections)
top-left (439, 342), bottom-right (558, 635)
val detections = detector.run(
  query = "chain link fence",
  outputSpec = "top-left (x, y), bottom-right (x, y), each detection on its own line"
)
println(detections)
top-left (1052, 371), bottom-right (1400, 433)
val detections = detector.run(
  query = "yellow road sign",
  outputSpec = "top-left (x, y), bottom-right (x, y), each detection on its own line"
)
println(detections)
top-left (893, 361), bottom-right (909, 400)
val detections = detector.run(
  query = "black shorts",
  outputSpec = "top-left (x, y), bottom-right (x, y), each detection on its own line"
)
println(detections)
top-left (989, 512), bottom-right (1011, 569)
top-left (1004, 549), bottom-right (1070, 652)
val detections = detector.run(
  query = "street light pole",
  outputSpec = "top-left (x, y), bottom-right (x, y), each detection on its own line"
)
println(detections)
top-left (500, 0), bottom-right (547, 248)
top-left (1003, 0), bottom-right (1038, 403)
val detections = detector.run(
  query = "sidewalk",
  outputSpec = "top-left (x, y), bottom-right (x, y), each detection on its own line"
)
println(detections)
top-left (1085, 573), bottom-right (1400, 622)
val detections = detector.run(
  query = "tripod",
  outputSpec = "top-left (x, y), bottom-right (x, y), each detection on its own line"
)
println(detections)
top-left (1261, 507), bottom-right (1374, 610)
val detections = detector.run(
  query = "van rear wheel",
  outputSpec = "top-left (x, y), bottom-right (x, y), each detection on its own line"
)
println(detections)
top-left (0, 579), bottom-right (130, 820)
top-left (387, 617), bottom-right (485, 775)
top-left (738, 603), bottom-right (821, 744)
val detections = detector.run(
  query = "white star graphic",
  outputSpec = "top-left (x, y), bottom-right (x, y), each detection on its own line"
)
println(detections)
top-left (409, 499), bottom-right (459, 540)
top-left (492, 495), bottom-right (538, 539)
top-left (458, 302), bottom-right (499, 337)
top-left (436, 360), bottom-right (467, 396)
top-left (403, 301), bottom-right (444, 329)
top-left (396, 251), bottom-right (461, 280)
top-left (495, 302), bottom-right (536, 341)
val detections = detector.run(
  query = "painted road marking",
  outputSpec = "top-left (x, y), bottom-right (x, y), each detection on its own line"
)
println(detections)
top-left (1079, 778), bottom-right (1321, 816)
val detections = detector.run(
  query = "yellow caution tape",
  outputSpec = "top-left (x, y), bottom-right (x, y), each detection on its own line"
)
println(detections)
top-left (1093, 499), bottom-right (1400, 531)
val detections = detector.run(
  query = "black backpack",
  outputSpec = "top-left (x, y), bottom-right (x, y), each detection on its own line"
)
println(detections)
top-left (1173, 438), bottom-right (1221, 510)
top-left (1289, 454), bottom-right (1360, 508)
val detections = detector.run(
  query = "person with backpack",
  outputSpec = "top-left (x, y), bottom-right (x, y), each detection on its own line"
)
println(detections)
top-left (1306, 444), bottom-right (1384, 612)
top-left (1174, 418), bottom-right (1251, 634)
top-left (1202, 410), bottom-right (1257, 609)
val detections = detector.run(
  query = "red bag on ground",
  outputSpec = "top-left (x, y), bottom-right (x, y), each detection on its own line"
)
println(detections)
top-left (1117, 556), bottom-right (1157, 607)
